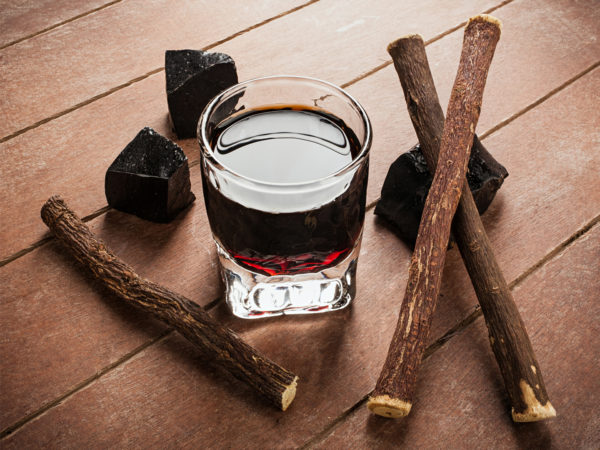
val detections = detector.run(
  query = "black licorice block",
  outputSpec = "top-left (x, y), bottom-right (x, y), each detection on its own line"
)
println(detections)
top-left (105, 127), bottom-right (195, 222)
top-left (374, 135), bottom-right (508, 247)
top-left (166, 49), bottom-right (238, 139)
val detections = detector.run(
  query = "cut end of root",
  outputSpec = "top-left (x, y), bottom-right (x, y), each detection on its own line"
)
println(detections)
top-left (281, 376), bottom-right (299, 411)
top-left (387, 34), bottom-right (423, 54)
top-left (512, 380), bottom-right (557, 422)
top-left (367, 395), bottom-right (412, 418)
top-left (388, 34), bottom-right (423, 50)
top-left (467, 14), bottom-right (503, 31)
top-left (512, 401), bottom-right (557, 422)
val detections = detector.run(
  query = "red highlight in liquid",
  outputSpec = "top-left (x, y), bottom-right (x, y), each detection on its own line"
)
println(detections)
top-left (233, 248), bottom-right (349, 276)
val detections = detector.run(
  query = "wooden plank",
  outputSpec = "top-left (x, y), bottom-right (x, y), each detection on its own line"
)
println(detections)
top-left (2, 0), bottom-right (598, 262)
top-left (0, 0), bottom-right (305, 139)
top-left (0, 0), bottom-right (114, 48)
top-left (0, 168), bottom-right (223, 431)
top-left (351, 0), bottom-right (600, 203)
top-left (2, 67), bottom-right (598, 446)
top-left (215, 0), bottom-right (498, 86)
top-left (2, 2), bottom-right (598, 429)
top-left (0, 73), bottom-right (176, 261)
top-left (314, 224), bottom-right (600, 449)
top-left (0, 0), bottom-right (502, 260)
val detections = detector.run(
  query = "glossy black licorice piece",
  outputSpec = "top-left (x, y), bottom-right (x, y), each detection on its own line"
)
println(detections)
top-left (105, 127), bottom-right (195, 222)
top-left (374, 135), bottom-right (508, 247)
top-left (165, 49), bottom-right (238, 138)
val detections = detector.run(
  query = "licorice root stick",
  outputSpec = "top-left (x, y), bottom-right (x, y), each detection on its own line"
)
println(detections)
top-left (387, 34), bottom-right (555, 422)
top-left (367, 15), bottom-right (502, 418)
top-left (41, 195), bottom-right (298, 411)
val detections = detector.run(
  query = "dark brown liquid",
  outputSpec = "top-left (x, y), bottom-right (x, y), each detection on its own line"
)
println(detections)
top-left (202, 106), bottom-right (367, 276)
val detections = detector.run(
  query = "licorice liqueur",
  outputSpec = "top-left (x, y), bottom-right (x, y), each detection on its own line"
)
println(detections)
top-left (203, 106), bottom-right (367, 277)
top-left (199, 76), bottom-right (371, 318)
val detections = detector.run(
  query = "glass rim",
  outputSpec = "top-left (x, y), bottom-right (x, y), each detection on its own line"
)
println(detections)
top-left (198, 75), bottom-right (372, 188)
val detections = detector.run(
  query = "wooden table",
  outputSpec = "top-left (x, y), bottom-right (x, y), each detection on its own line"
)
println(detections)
top-left (1, 1), bottom-right (599, 448)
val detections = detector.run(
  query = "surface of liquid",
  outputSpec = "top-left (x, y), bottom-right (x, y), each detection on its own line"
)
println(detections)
top-left (212, 107), bottom-right (358, 183)
top-left (203, 106), bottom-right (367, 276)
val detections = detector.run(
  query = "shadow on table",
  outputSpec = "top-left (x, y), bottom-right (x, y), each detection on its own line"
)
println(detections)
top-left (46, 237), bottom-right (168, 337)
top-left (157, 303), bottom-right (355, 420)
top-left (213, 298), bottom-right (355, 391)
top-left (96, 202), bottom-right (196, 256)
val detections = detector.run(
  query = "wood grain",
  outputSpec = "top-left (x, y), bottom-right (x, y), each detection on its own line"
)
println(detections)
top-left (0, 170), bottom-right (222, 430)
top-left (0, 0), bottom-right (305, 138)
top-left (2, 68), bottom-right (598, 446)
top-left (2, 0), bottom-right (598, 262)
top-left (1, 0), bottom-right (599, 443)
top-left (315, 224), bottom-right (600, 449)
top-left (41, 196), bottom-right (298, 411)
top-left (0, 0), bottom-right (114, 48)
top-left (216, 0), bottom-right (498, 86)
top-left (355, 0), bottom-right (600, 204)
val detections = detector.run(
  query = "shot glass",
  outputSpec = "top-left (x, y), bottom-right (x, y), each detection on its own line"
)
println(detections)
top-left (198, 76), bottom-right (371, 318)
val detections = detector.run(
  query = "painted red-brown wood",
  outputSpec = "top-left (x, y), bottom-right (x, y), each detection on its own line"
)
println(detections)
top-left (2, 0), bottom-right (598, 262)
top-left (0, 170), bottom-right (222, 430)
top-left (216, 0), bottom-right (500, 85)
top-left (0, 0), bottom-right (116, 48)
top-left (0, 0), bottom-right (305, 138)
top-left (315, 224), bottom-right (600, 449)
top-left (354, 0), bottom-right (600, 203)
top-left (2, 69), bottom-right (598, 447)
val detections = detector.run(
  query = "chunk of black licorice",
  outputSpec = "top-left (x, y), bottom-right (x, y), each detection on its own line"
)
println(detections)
top-left (165, 49), bottom-right (238, 139)
top-left (105, 127), bottom-right (195, 222)
top-left (374, 135), bottom-right (508, 248)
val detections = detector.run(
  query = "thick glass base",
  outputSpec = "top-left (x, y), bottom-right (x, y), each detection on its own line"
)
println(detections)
top-left (215, 239), bottom-right (361, 319)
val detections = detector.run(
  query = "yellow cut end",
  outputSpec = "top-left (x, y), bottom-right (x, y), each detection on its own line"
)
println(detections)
top-left (512, 402), bottom-right (557, 422)
top-left (367, 395), bottom-right (412, 418)
top-left (511, 380), bottom-right (557, 422)
top-left (281, 376), bottom-right (299, 411)
top-left (467, 14), bottom-right (503, 31)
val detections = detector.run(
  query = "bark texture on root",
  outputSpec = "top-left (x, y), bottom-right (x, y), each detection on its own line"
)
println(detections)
top-left (386, 32), bottom-right (554, 421)
top-left (41, 195), bottom-right (298, 411)
top-left (368, 15), bottom-right (502, 418)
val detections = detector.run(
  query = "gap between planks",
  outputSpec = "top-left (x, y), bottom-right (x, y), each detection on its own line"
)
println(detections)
top-left (3, 214), bottom-right (597, 442)
top-left (2, 23), bottom-right (595, 268)
top-left (0, 295), bottom-right (223, 439)
top-left (0, 0), bottom-right (320, 145)
top-left (1, 81), bottom-right (598, 443)
top-left (0, 59), bottom-right (596, 266)
top-left (0, 0), bottom-right (123, 51)
top-left (340, 0), bottom-right (516, 90)
top-left (299, 213), bottom-right (600, 450)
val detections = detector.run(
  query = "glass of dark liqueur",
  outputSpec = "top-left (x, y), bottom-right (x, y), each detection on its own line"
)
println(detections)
top-left (198, 76), bottom-right (371, 318)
